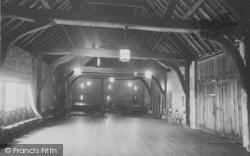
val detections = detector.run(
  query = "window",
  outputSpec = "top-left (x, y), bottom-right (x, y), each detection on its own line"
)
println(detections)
top-left (0, 75), bottom-right (31, 112)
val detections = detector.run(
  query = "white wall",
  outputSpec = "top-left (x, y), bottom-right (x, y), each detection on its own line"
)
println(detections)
top-left (167, 62), bottom-right (196, 129)
top-left (167, 67), bottom-right (185, 112)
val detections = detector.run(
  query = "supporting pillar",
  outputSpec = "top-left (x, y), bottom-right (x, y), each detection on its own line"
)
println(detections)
top-left (163, 72), bottom-right (167, 117)
top-left (194, 60), bottom-right (198, 129)
top-left (36, 55), bottom-right (43, 116)
top-left (150, 79), bottom-right (153, 113)
top-left (100, 79), bottom-right (105, 112)
top-left (185, 64), bottom-right (190, 127)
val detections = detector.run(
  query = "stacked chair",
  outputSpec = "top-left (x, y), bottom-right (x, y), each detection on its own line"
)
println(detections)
top-left (168, 109), bottom-right (186, 125)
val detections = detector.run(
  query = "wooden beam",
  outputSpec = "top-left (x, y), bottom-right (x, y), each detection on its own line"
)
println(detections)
top-left (152, 34), bottom-right (166, 52)
top-left (1, 20), bottom-right (54, 67)
top-left (79, 67), bottom-right (145, 75)
top-left (182, 0), bottom-right (205, 19)
top-left (61, 26), bottom-right (74, 47)
top-left (152, 75), bottom-right (166, 95)
top-left (86, 0), bottom-right (142, 8)
top-left (157, 61), bottom-right (187, 94)
top-left (40, 0), bottom-right (52, 9)
top-left (3, 21), bottom-right (53, 47)
top-left (2, 5), bottom-right (202, 33)
top-left (33, 48), bottom-right (194, 61)
top-left (41, 0), bottom-right (76, 51)
top-left (41, 55), bottom-right (77, 90)
top-left (142, 0), bottom-right (155, 17)
top-left (36, 55), bottom-right (43, 116)
top-left (66, 57), bottom-right (92, 93)
top-left (139, 78), bottom-right (151, 95)
top-left (209, 36), bottom-right (249, 93)
top-left (56, 71), bottom-right (74, 98)
top-left (163, 0), bottom-right (178, 19)
top-left (185, 64), bottom-right (190, 126)
top-left (55, 71), bottom-right (74, 116)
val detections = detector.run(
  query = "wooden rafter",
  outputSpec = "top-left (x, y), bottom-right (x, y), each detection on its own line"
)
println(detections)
top-left (3, 5), bottom-right (202, 33)
top-left (142, 0), bottom-right (155, 17)
top-left (164, 0), bottom-right (206, 59)
top-left (1, 20), bottom-right (54, 66)
top-left (210, 36), bottom-right (249, 92)
top-left (61, 26), bottom-right (74, 47)
top-left (22, 29), bottom-right (47, 48)
top-left (182, 0), bottom-right (205, 19)
top-left (152, 75), bottom-right (166, 95)
top-left (139, 78), bottom-right (152, 95)
top-left (86, 0), bottom-right (142, 8)
top-left (152, 34), bottom-right (166, 52)
top-left (41, 0), bottom-right (74, 48)
top-left (163, 0), bottom-right (178, 19)
top-left (40, 0), bottom-right (51, 9)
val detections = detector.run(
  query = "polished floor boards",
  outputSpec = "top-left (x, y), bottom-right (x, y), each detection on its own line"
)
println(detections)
top-left (6, 113), bottom-right (250, 156)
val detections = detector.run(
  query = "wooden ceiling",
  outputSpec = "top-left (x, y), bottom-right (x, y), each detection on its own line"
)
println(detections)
top-left (1, 0), bottom-right (243, 68)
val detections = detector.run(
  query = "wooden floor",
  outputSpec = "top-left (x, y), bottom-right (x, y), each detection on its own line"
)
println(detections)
top-left (4, 113), bottom-right (249, 156)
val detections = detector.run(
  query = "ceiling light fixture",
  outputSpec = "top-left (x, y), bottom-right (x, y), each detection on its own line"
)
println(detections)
top-left (145, 71), bottom-right (152, 79)
top-left (119, 49), bottom-right (130, 62)
top-left (87, 81), bottom-right (91, 86)
top-left (81, 83), bottom-right (84, 89)
top-left (128, 82), bottom-right (132, 88)
top-left (74, 68), bottom-right (81, 75)
top-left (109, 77), bottom-right (115, 83)
top-left (134, 86), bottom-right (137, 91)
top-left (97, 58), bottom-right (101, 66)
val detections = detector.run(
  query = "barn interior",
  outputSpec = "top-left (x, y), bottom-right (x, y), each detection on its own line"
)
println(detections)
top-left (0, 0), bottom-right (250, 155)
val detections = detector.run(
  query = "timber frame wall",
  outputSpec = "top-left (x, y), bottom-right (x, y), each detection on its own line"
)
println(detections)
top-left (196, 52), bottom-right (246, 144)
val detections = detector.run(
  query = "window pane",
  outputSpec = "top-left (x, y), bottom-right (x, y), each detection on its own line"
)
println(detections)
top-left (1, 75), bottom-right (31, 112)
top-left (5, 82), bottom-right (18, 111)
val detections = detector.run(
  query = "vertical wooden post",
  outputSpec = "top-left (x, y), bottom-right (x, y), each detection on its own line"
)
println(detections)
top-left (163, 72), bottom-right (167, 116)
top-left (36, 55), bottom-right (43, 116)
top-left (65, 79), bottom-right (68, 111)
top-left (142, 84), bottom-right (145, 108)
top-left (150, 79), bottom-right (153, 113)
top-left (194, 60), bottom-right (198, 129)
top-left (185, 64), bottom-right (190, 126)
top-left (100, 79), bottom-right (105, 112)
